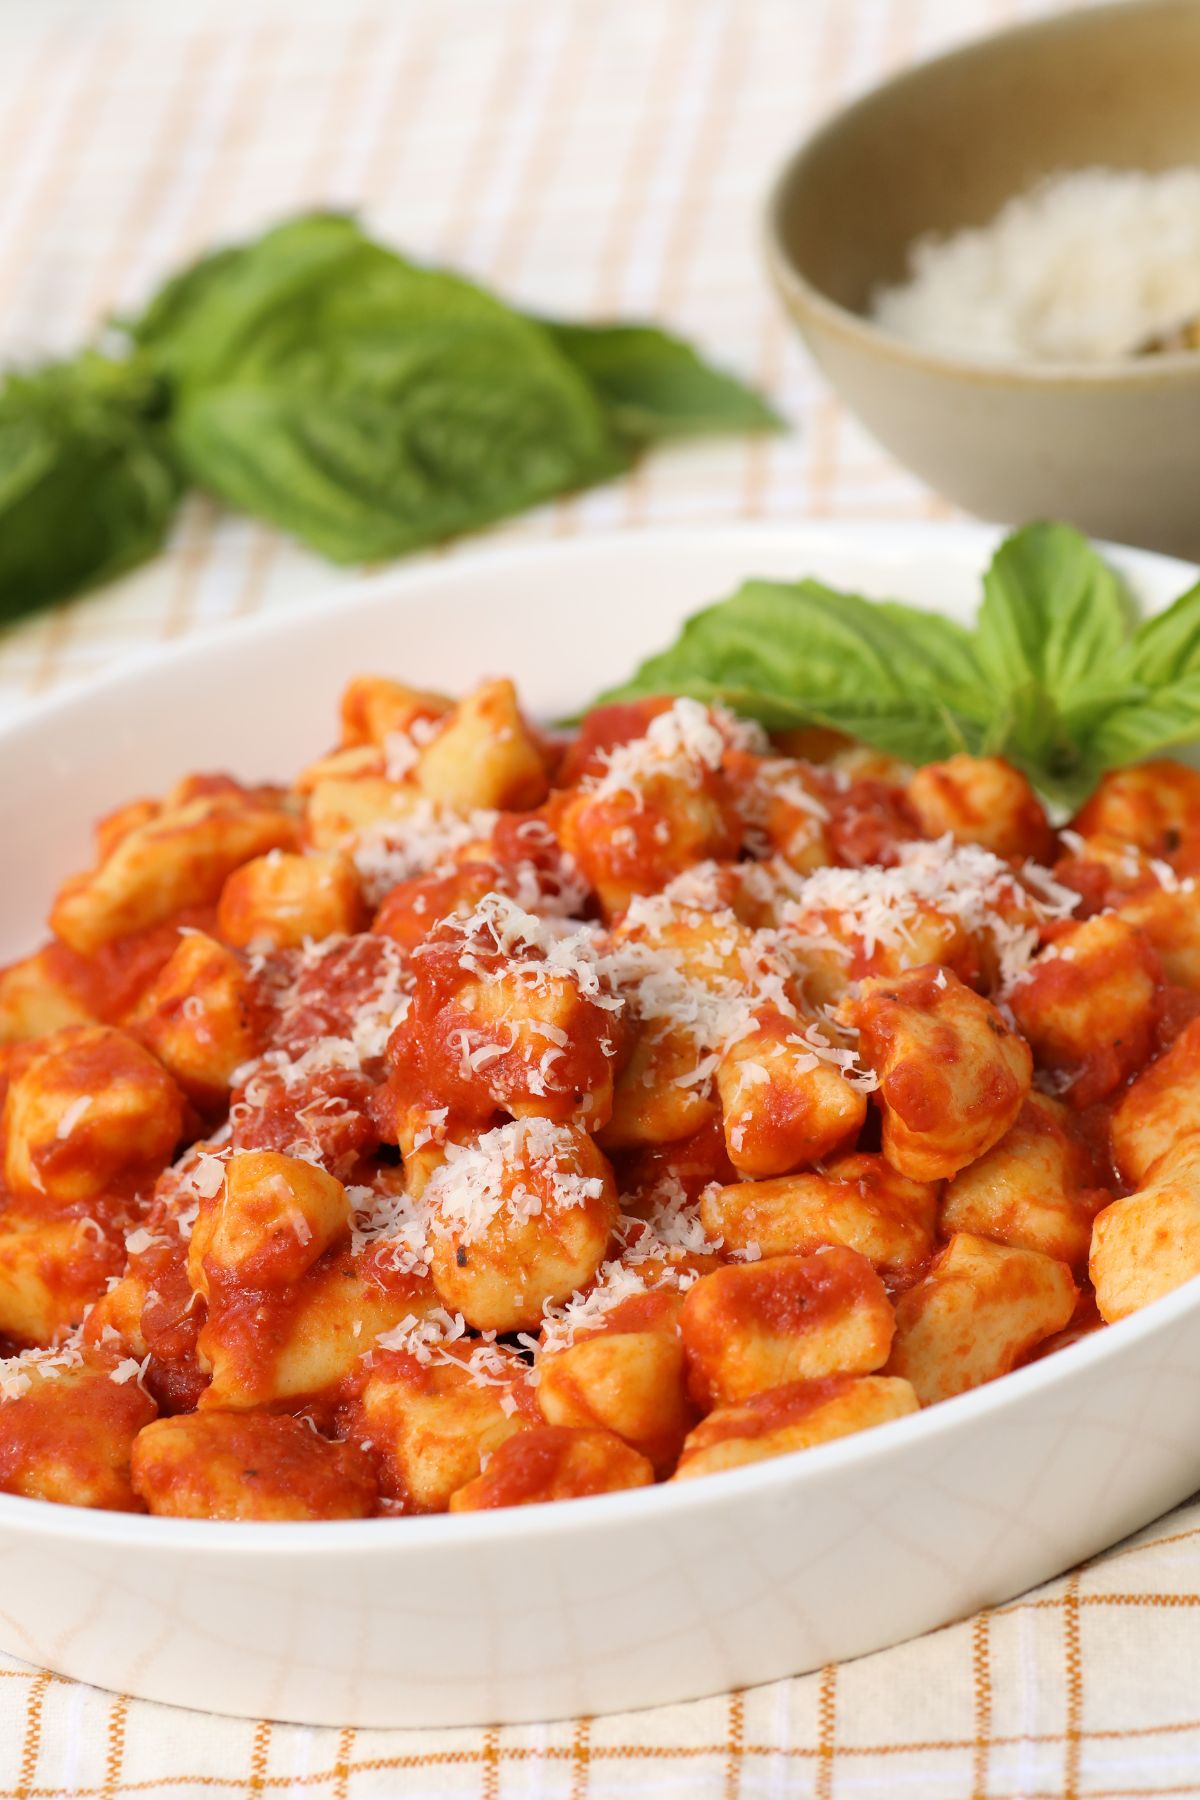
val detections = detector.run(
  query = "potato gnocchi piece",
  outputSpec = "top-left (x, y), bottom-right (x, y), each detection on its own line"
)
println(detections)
top-left (197, 1255), bottom-right (430, 1412)
top-left (787, 899), bottom-right (980, 1011)
top-left (1115, 887), bottom-right (1200, 990)
top-left (82, 1270), bottom-right (150, 1362)
top-left (537, 1327), bottom-right (692, 1475)
top-left (0, 1211), bottom-right (126, 1345)
top-left (726, 753), bottom-right (832, 874)
top-left (558, 745), bottom-right (740, 917)
top-left (414, 679), bottom-right (549, 813)
top-left (0, 1361), bottom-right (156, 1509)
top-left (51, 792), bottom-right (298, 955)
top-left (940, 1094), bottom-right (1103, 1268)
top-left (1071, 761), bottom-right (1200, 861)
top-left (600, 1024), bottom-right (717, 1149)
top-left (715, 1011), bottom-right (867, 1178)
top-left (373, 862), bottom-right (499, 953)
top-left (842, 967), bottom-right (1030, 1182)
top-left (448, 1423), bottom-right (654, 1510)
top-left (339, 676), bottom-right (452, 749)
top-left (886, 1233), bottom-right (1077, 1405)
top-left (4, 1025), bottom-right (184, 1210)
top-left (131, 1411), bottom-right (376, 1520)
top-left (905, 755), bottom-right (1052, 862)
top-left (426, 1122), bottom-right (618, 1333)
top-left (679, 1246), bottom-right (895, 1410)
top-left (295, 744), bottom-right (385, 795)
top-left (218, 851), bottom-right (365, 951)
top-left (1009, 913), bottom-right (1161, 1105)
top-left (434, 962), bottom-right (616, 1129)
top-left (131, 933), bottom-right (261, 1107)
top-left (187, 1151), bottom-right (351, 1297)
top-left (1091, 1139), bottom-right (1200, 1323)
top-left (357, 1345), bottom-right (534, 1513)
top-left (305, 778), bottom-right (420, 854)
top-left (673, 1374), bottom-right (919, 1480)
top-left (0, 946), bottom-right (98, 1044)
top-left (93, 797), bottom-right (161, 863)
top-left (699, 1154), bottom-right (938, 1280)
top-left (1110, 1017), bottom-right (1200, 1186)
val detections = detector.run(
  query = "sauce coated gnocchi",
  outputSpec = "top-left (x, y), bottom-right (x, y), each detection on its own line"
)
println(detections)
top-left (1, 682), bottom-right (1197, 1518)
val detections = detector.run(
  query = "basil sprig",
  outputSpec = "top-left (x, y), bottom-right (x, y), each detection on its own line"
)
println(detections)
top-left (590, 522), bottom-right (1200, 807)
top-left (0, 212), bottom-right (780, 619)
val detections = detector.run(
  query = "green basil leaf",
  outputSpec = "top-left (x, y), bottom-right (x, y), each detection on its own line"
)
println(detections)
top-left (975, 520), bottom-right (1134, 698)
top-left (149, 219), bottom-right (629, 560)
top-left (539, 320), bottom-right (782, 443)
top-left (125, 242), bottom-right (249, 363)
top-left (129, 212), bottom-right (368, 385)
top-left (0, 352), bottom-right (180, 622)
top-left (1121, 578), bottom-right (1200, 686)
top-left (970, 521), bottom-right (1137, 790)
top-left (1085, 682), bottom-right (1200, 768)
top-left (872, 600), bottom-right (992, 723)
top-left (588, 577), bottom-right (992, 763)
top-left (172, 327), bottom-right (626, 564)
top-left (1085, 581), bottom-right (1200, 766)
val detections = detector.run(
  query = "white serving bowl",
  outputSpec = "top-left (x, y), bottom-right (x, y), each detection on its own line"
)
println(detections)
top-left (2, 522), bottom-right (1199, 1728)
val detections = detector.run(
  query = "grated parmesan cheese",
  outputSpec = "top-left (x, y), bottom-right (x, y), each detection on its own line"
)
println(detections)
top-left (584, 697), bottom-right (727, 805)
top-left (781, 836), bottom-right (1079, 992)
top-left (347, 1182), bottom-right (432, 1277)
top-left (531, 1255), bottom-right (698, 1358)
top-left (351, 800), bottom-right (500, 903)
top-left (372, 1306), bottom-right (526, 1394)
top-left (424, 1117), bottom-right (606, 1245)
top-left (382, 715), bottom-right (443, 781)
top-left (0, 1336), bottom-right (87, 1404)
top-left (872, 167), bottom-right (1200, 364)
top-left (55, 1095), bottom-right (91, 1140)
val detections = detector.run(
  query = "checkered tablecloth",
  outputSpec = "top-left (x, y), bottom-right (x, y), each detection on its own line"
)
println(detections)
top-left (4, 0), bottom-right (1200, 1794)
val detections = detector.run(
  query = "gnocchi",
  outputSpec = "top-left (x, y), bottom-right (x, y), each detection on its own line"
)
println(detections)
top-left (0, 677), bottom-right (1193, 1520)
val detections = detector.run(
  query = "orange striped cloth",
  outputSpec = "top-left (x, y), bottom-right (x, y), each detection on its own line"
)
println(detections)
top-left (3, 1), bottom-right (1200, 1794)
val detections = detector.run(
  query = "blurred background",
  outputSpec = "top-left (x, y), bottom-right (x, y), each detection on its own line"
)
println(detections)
top-left (0, 0), bottom-right (1076, 711)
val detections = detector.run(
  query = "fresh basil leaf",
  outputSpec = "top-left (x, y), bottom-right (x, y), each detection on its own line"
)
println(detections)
top-left (1085, 683), bottom-right (1200, 768)
top-left (1120, 579), bottom-right (1200, 686)
top-left (540, 320), bottom-right (782, 444)
top-left (589, 577), bottom-right (992, 763)
top-left (125, 242), bottom-right (249, 364)
top-left (1085, 581), bottom-right (1200, 766)
top-left (133, 214), bottom-right (790, 562)
top-left (141, 216), bottom-right (629, 560)
top-left (0, 352), bottom-right (180, 622)
top-left (129, 212), bottom-right (368, 386)
top-left (975, 521), bottom-right (1134, 699)
top-left (872, 600), bottom-right (992, 723)
top-left (171, 299), bottom-right (626, 562)
top-left (970, 521), bottom-right (1137, 790)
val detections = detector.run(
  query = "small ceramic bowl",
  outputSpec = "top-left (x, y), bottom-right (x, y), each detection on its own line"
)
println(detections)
top-left (764, 0), bottom-right (1200, 558)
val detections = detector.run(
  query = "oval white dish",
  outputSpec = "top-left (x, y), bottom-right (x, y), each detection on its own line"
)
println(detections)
top-left (1, 520), bottom-right (1198, 1730)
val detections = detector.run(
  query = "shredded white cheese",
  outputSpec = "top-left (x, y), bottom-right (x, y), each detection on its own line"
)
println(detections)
top-left (872, 167), bottom-right (1200, 364)
top-left (424, 1117), bottom-right (606, 1245)
top-left (782, 836), bottom-right (1079, 992)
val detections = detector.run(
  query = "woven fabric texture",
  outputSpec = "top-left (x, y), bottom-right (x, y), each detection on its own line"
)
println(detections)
top-left (2, 2), bottom-right (1196, 1794)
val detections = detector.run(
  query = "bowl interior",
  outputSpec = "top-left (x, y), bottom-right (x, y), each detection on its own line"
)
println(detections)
top-left (773, 0), bottom-right (1200, 317)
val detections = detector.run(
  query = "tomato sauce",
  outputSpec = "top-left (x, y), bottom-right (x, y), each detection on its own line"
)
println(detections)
top-left (701, 1373), bottom-right (857, 1441)
top-left (824, 778), bottom-right (919, 868)
top-left (553, 700), bottom-right (675, 788)
top-left (0, 1369), bottom-right (154, 1509)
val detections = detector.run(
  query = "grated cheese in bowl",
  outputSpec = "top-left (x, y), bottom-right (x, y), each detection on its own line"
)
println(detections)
top-left (870, 167), bottom-right (1200, 364)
